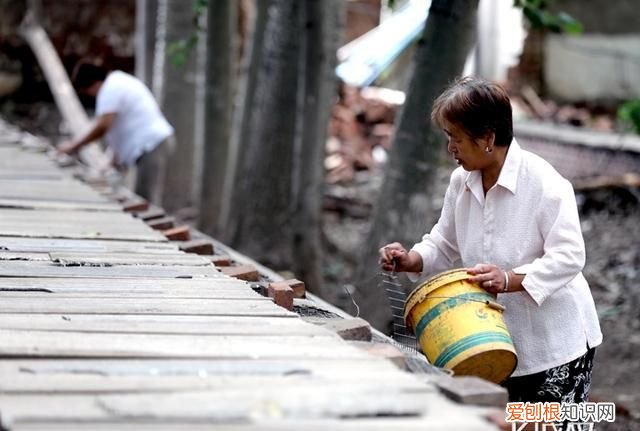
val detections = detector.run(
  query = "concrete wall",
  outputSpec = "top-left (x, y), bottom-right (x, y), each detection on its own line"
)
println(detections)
top-left (545, 34), bottom-right (640, 102)
top-left (542, 0), bottom-right (640, 102)
top-left (550, 0), bottom-right (640, 34)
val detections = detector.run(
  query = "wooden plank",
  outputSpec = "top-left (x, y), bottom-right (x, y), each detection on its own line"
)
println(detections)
top-left (18, 13), bottom-right (108, 168)
top-left (0, 330), bottom-right (366, 358)
top-left (0, 288), bottom-right (258, 298)
top-left (0, 261), bottom-right (222, 278)
top-left (0, 357), bottom-right (403, 379)
top-left (0, 179), bottom-right (115, 204)
top-left (0, 251), bottom-right (50, 261)
top-left (0, 169), bottom-right (63, 181)
top-left (6, 420), bottom-right (491, 431)
top-left (0, 149), bottom-right (58, 172)
top-left (0, 371), bottom-right (422, 394)
top-left (0, 209), bottom-right (166, 242)
top-left (0, 284), bottom-right (255, 298)
top-left (0, 297), bottom-right (288, 316)
top-left (0, 384), bottom-right (434, 422)
top-left (0, 314), bottom-right (326, 336)
top-left (49, 251), bottom-right (212, 267)
top-left (0, 198), bottom-right (122, 212)
top-left (0, 285), bottom-right (261, 298)
top-left (0, 237), bottom-right (178, 253)
top-left (0, 172), bottom-right (63, 181)
top-left (0, 277), bottom-right (248, 292)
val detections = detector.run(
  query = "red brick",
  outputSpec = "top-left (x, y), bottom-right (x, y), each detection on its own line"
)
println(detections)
top-left (211, 255), bottom-right (232, 267)
top-left (221, 265), bottom-right (259, 282)
top-left (134, 207), bottom-right (165, 221)
top-left (162, 225), bottom-right (191, 241)
top-left (178, 239), bottom-right (214, 255)
top-left (123, 200), bottom-right (149, 212)
top-left (267, 282), bottom-right (294, 311)
top-left (147, 216), bottom-right (175, 230)
top-left (282, 278), bottom-right (305, 298)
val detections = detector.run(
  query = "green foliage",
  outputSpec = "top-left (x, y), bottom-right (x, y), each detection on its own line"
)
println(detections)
top-left (618, 100), bottom-right (640, 135)
top-left (514, 0), bottom-right (583, 34)
top-left (167, 0), bottom-right (207, 67)
top-left (167, 35), bottom-right (199, 67)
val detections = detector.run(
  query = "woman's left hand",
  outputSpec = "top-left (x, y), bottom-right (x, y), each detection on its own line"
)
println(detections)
top-left (466, 263), bottom-right (507, 294)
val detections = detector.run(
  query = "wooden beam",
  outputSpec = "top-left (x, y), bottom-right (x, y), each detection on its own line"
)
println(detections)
top-left (17, 12), bottom-right (108, 169)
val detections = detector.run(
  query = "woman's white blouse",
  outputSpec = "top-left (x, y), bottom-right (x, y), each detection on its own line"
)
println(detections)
top-left (410, 139), bottom-right (602, 376)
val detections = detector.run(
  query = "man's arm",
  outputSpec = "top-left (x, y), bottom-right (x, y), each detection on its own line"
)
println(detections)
top-left (58, 113), bottom-right (117, 154)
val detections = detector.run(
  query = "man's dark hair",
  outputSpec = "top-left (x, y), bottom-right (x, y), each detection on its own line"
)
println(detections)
top-left (431, 76), bottom-right (513, 147)
top-left (71, 62), bottom-right (107, 90)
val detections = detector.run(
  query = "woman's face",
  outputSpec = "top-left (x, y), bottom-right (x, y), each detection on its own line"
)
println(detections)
top-left (442, 120), bottom-right (491, 172)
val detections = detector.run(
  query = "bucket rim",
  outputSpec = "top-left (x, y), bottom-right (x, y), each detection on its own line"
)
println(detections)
top-left (403, 268), bottom-right (473, 326)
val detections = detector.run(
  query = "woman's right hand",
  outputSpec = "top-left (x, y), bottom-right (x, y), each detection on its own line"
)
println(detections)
top-left (378, 242), bottom-right (422, 273)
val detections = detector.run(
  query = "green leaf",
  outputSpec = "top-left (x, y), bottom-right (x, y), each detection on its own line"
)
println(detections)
top-left (167, 35), bottom-right (198, 67)
top-left (618, 100), bottom-right (640, 134)
top-left (555, 12), bottom-right (583, 34)
top-left (523, 6), bottom-right (546, 28)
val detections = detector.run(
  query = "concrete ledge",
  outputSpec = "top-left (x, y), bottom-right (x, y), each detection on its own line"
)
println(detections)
top-left (515, 120), bottom-right (640, 154)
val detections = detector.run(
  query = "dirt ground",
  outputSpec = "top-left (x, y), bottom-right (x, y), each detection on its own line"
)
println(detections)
top-left (321, 168), bottom-right (640, 431)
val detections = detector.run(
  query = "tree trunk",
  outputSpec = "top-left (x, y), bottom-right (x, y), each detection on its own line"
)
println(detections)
top-left (228, 0), bottom-right (301, 269)
top-left (219, 0), bottom-right (270, 241)
top-left (198, 0), bottom-right (236, 236)
top-left (159, 0), bottom-right (199, 216)
top-left (354, 0), bottom-right (479, 331)
top-left (291, 0), bottom-right (344, 295)
top-left (134, 0), bottom-right (158, 88)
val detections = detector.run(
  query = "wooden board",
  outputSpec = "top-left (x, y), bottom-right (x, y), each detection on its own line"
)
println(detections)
top-left (0, 277), bottom-right (249, 292)
top-left (0, 297), bottom-right (287, 316)
top-left (0, 237), bottom-right (179, 253)
top-left (49, 251), bottom-right (213, 267)
top-left (0, 371), bottom-right (422, 394)
top-left (0, 261), bottom-right (221, 278)
top-left (0, 314), bottom-right (326, 336)
top-left (0, 179), bottom-right (115, 204)
top-left (0, 198), bottom-right (122, 211)
top-left (0, 172), bottom-right (64, 181)
top-left (0, 358), bottom-right (403, 380)
top-left (0, 285), bottom-right (261, 298)
top-left (0, 330), bottom-right (365, 358)
top-left (0, 148), bottom-right (59, 172)
top-left (18, 15), bottom-right (108, 168)
top-left (0, 384), bottom-right (434, 422)
top-left (0, 209), bottom-right (166, 241)
top-left (5, 420), bottom-right (492, 431)
top-left (0, 251), bottom-right (51, 261)
top-left (0, 278), bottom-right (256, 299)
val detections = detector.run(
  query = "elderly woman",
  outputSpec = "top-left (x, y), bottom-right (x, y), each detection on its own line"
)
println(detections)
top-left (379, 76), bottom-right (602, 403)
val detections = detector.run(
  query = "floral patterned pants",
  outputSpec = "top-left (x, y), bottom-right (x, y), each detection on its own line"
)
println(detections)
top-left (503, 347), bottom-right (596, 403)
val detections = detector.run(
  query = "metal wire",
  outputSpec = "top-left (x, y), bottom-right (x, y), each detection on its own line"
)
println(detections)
top-left (379, 262), bottom-right (418, 354)
top-left (341, 283), bottom-right (360, 318)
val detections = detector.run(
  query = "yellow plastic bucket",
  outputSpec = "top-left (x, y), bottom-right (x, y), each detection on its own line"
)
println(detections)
top-left (403, 269), bottom-right (517, 383)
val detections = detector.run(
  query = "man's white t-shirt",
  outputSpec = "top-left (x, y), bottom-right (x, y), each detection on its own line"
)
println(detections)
top-left (96, 71), bottom-right (174, 167)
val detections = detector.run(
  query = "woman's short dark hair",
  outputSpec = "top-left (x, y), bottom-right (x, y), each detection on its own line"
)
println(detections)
top-left (71, 62), bottom-right (107, 90)
top-left (431, 76), bottom-right (513, 147)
